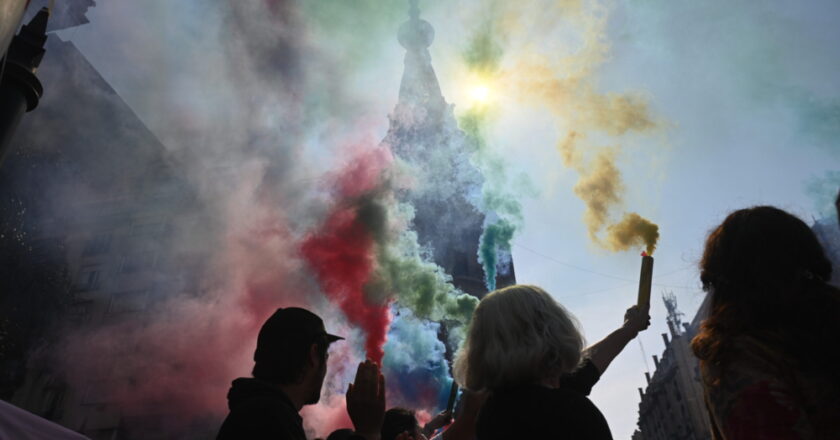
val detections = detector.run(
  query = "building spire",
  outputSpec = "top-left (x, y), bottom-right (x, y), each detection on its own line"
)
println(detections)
top-left (391, 0), bottom-right (447, 133)
top-left (398, 0), bottom-right (434, 51)
top-left (409, 0), bottom-right (420, 20)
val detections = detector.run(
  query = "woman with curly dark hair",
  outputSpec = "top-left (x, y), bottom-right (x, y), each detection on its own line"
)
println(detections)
top-left (691, 206), bottom-right (840, 439)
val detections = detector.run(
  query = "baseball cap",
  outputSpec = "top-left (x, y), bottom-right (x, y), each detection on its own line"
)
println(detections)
top-left (254, 308), bottom-right (344, 365)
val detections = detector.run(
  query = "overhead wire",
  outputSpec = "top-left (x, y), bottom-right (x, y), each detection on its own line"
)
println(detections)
top-left (513, 241), bottom-right (699, 296)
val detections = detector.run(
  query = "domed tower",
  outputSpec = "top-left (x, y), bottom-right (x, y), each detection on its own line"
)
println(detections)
top-left (394, 0), bottom-right (447, 129)
top-left (382, 0), bottom-right (515, 297)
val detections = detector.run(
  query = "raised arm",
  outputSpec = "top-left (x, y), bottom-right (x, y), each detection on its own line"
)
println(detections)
top-left (583, 304), bottom-right (650, 374)
top-left (433, 391), bottom-right (487, 440)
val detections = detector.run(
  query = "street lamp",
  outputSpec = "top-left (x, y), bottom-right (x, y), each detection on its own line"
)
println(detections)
top-left (0, 6), bottom-right (49, 164)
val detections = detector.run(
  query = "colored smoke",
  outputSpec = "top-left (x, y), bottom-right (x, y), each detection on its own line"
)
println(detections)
top-left (373, 228), bottom-right (478, 326)
top-left (477, 219), bottom-right (516, 290)
top-left (459, 109), bottom-right (527, 290)
top-left (607, 213), bottom-right (660, 255)
top-left (382, 309), bottom-right (454, 411)
top-left (560, 131), bottom-right (660, 254)
top-left (301, 202), bottom-right (390, 363)
top-left (456, 0), bottom-right (661, 255)
top-left (806, 171), bottom-right (840, 220)
top-left (300, 134), bottom-right (487, 421)
top-left (302, 148), bottom-right (394, 364)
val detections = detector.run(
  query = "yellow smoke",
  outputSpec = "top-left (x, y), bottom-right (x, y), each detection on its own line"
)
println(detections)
top-left (573, 147), bottom-right (622, 242)
top-left (607, 213), bottom-right (659, 255)
top-left (460, 0), bottom-right (661, 254)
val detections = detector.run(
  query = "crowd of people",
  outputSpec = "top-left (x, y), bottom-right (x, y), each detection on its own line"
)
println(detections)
top-left (217, 199), bottom-right (840, 440)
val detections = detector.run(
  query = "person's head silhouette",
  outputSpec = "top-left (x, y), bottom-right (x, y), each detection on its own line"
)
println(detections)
top-left (252, 307), bottom-right (344, 405)
top-left (217, 307), bottom-right (345, 439)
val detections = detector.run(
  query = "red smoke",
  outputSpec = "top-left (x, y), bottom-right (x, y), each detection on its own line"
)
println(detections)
top-left (334, 144), bottom-right (392, 199)
top-left (301, 148), bottom-right (393, 363)
top-left (301, 202), bottom-right (390, 363)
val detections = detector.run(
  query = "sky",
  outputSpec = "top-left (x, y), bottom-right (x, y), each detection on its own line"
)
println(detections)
top-left (53, 0), bottom-right (840, 438)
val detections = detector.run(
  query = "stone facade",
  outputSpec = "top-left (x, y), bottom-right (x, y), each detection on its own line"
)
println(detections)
top-left (633, 294), bottom-right (711, 440)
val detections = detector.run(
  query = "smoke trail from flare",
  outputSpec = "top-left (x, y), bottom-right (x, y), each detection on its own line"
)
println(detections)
top-left (458, 0), bottom-right (661, 254)
top-left (459, 109), bottom-right (525, 290)
top-left (301, 201), bottom-right (390, 363)
top-left (372, 227), bottom-right (479, 326)
top-left (559, 131), bottom-right (659, 254)
top-left (477, 218), bottom-right (516, 290)
top-left (301, 149), bottom-right (393, 363)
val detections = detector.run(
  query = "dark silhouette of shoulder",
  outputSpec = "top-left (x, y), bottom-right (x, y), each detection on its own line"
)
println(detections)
top-left (217, 378), bottom-right (306, 440)
top-left (476, 360), bottom-right (612, 440)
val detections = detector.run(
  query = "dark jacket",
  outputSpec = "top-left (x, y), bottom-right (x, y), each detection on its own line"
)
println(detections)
top-left (476, 359), bottom-right (612, 440)
top-left (217, 378), bottom-right (307, 440)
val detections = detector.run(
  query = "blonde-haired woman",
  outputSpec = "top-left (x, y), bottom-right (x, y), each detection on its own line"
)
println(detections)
top-left (454, 284), bottom-right (650, 439)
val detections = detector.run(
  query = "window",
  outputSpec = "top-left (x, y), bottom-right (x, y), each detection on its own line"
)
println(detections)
top-left (129, 221), bottom-right (168, 237)
top-left (107, 290), bottom-right (149, 314)
top-left (76, 266), bottom-right (102, 291)
top-left (80, 381), bottom-right (110, 405)
top-left (120, 252), bottom-right (156, 273)
top-left (83, 234), bottom-right (112, 256)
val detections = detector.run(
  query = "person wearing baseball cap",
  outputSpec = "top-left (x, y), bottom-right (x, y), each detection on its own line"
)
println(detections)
top-left (216, 307), bottom-right (387, 440)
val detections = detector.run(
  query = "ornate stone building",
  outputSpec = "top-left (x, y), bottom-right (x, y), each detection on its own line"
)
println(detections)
top-left (3, 3), bottom-right (206, 439)
top-left (633, 294), bottom-right (712, 440)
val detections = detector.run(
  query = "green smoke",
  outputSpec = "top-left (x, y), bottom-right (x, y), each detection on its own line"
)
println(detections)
top-left (300, 0), bottom-right (405, 64)
top-left (806, 171), bottom-right (840, 220)
top-left (458, 108), bottom-right (528, 291)
top-left (795, 94), bottom-right (840, 151)
top-left (477, 219), bottom-right (516, 290)
top-left (458, 6), bottom-right (530, 291)
top-left (369, 229), bottom-right (478, 326)
top-left (462, 21), bottom-right (504, 75)
top-left (460, 0), bottom-right (506, 75)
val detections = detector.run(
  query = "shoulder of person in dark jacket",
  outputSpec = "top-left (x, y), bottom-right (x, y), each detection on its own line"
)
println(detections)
top-left (324, 428), bottom-right (372, 440)
top-left (476, 379), bottom-right (613, 440)
top-left (217, 377), bottom-right (306, 440)
top-left (557, 357), bottom-right (602, 396)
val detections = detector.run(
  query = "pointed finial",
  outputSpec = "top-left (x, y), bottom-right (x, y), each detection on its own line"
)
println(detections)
top-left (409, 0), bottom-right (420, 20)
top-left (399, 0), bottom-right (434, 50)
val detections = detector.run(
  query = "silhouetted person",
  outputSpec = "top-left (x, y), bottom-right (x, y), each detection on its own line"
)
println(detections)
top-left (216, 308), bottom-right (386, 440)
top-left (382, 408), bottom-right (423, 440)
top-left (453, 284), bottom-right (650, 440)
top-left (326, 429), bottom-right (355, 440)
top-left (692, 206), bottom-right (840, 439)
top-left (216, 307), bottom-right (343, 439)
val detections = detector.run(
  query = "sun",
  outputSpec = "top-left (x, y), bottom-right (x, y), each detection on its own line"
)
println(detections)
top-left (469, 84), bottom-right (491, 105)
